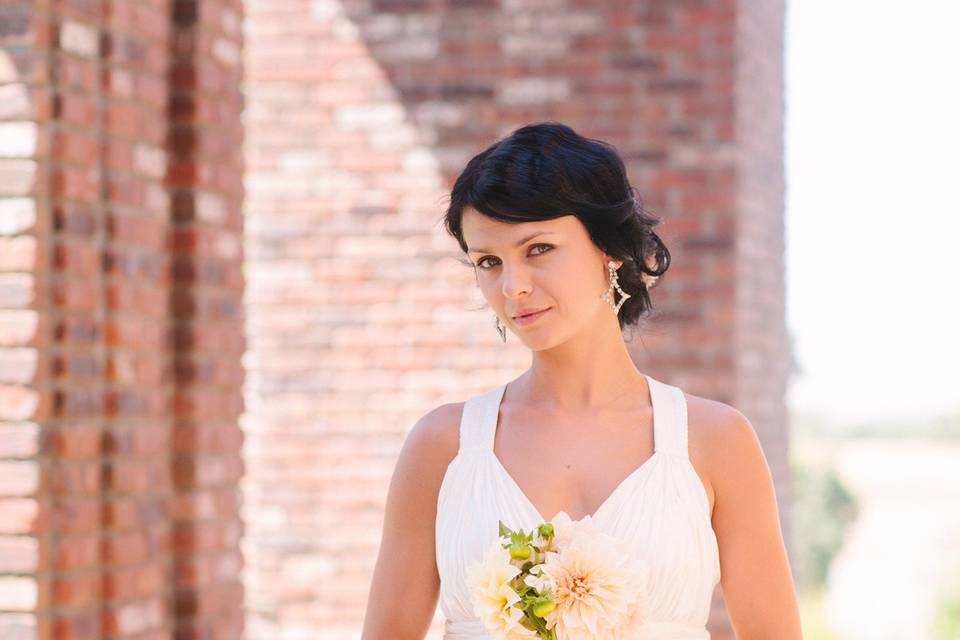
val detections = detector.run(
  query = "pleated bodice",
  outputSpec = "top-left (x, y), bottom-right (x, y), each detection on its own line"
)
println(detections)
top-left (435, 374), bottom-right (721, 639)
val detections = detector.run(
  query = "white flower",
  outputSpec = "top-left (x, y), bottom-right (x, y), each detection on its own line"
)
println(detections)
top-left (466, 540), bottom-right (539, 639)
top-left (549, 510), bottom-right (595, 549)
top-left (531, 529), bottom-right (548, 549)
top-left (537, 511), bottom-right (643, 640)
top-left (522, 563), bottom-right (550, 593)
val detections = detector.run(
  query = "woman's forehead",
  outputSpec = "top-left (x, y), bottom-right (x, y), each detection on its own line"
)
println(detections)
top-left (461, 208), bottom-right (578, 246)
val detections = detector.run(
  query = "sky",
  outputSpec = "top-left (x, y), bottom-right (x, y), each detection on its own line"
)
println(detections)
top-left (784, 1), bottom-right (960, 426)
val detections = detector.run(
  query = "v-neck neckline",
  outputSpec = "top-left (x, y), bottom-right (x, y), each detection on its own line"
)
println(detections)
top-left (486, 374), bottom-right (661, 524)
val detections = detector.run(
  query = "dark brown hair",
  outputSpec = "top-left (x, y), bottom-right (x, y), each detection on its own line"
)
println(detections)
top-left (441, 121), bottom-right (670, 331)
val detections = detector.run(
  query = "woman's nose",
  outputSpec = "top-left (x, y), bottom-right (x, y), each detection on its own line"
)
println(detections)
top-left (500, 264), bottom-right (532, 298)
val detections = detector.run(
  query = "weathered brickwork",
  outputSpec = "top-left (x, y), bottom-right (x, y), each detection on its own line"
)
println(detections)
top-left (1, 0), bottom-right (786, 638)
top-left (0, 1), bottom-right (245, 638)
top-left (242, 1), bottom-right (786, 638)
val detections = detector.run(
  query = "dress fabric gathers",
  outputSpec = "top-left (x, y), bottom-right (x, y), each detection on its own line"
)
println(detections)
top-left (435, 374), bottom-right (721, 639)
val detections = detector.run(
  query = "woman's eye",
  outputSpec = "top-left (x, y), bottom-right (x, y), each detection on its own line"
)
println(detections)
top-left (476, 244), bottom-right (553, 269)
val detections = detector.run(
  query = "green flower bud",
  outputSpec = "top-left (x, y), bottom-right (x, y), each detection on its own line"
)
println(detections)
top-left (531, 596), bottom-right (555, 617)
top-left (508, 541), bottom-right (531, 559)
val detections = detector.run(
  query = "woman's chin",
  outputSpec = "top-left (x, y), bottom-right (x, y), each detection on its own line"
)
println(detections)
top-left (516, 329), bottom-right (564, 351)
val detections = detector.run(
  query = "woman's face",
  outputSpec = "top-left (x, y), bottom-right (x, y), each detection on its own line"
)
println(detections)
top-left (461, 208), bottom-right (617, 348)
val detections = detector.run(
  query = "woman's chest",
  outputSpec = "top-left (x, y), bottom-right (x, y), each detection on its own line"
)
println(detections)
top-left (493, 405), bottom-right (658, 521)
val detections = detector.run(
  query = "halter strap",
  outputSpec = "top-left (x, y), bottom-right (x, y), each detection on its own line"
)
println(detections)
top-left (457, 385), bottom-right (502, 453)
top-left (647, 375), bottom-right (689, 459)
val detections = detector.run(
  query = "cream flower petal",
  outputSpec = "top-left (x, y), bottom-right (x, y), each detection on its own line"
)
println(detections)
top-left (537, 524), bottom-right (644, 639)
top-left (466, 540), bottom-right (539, 639)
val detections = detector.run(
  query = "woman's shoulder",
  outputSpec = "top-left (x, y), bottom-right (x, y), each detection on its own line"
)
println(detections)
top-left (684, 392), bottom-right (767, 511)
top-left (382, 401), bottom-right (468, 530)
top-left (403, 378), bottom-right (509, 463)
top-left (401, 400), bottom-right (466, 469)
top-left (685, 393), bottom-right (758, 450)
top-left (404, 383), bottom-right (504, 459)
top-left (685, 393), bottom-right (758, 461)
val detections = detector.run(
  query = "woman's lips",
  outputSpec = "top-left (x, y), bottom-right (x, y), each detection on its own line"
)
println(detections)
top-left (512, 307), bottom-right (551, 326)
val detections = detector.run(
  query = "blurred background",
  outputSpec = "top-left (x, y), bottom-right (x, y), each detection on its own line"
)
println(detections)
top-left (0, 0), bottom-right (956, 639)
top-left (785, 2), bottom-right (960, 639)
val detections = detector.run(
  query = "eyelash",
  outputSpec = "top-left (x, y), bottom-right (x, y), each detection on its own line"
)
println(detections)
top-left (476, 244), bottom-right (553, 270)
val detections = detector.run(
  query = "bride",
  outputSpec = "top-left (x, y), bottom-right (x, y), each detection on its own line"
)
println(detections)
top-left (362, 122), bottom-right (803, 639)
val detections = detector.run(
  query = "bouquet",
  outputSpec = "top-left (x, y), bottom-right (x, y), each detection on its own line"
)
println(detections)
top-left (465, 510), bottom-right (643, 640)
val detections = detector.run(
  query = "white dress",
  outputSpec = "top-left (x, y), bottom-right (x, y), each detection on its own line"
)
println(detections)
top-left (435, 374), bottom-right (721, 639)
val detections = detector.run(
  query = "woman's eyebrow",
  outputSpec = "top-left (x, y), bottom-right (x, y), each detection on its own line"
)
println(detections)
top-left (467, 231), bottom-right (558, 255)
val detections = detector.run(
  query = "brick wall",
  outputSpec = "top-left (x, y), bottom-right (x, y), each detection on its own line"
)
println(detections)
top-left (733, 0), bottom-right (791, 560)
top-left (0, 0), bottom-right (46, 628)
top-left (242, 1), bottom-right (787, 639)
top-left (0, 0), bottom-right (787, 637)
top-left (0, 1), bottom-right (245, 638)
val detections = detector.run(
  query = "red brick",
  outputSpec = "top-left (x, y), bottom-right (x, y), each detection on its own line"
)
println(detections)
top-left (49, 459), bottom-right (101, 497)
top-left (49, 427), bottom-right (101, 458)
top-left (113, 278), bottom-right (170, 316)
top-left (51, 165), bottom-right (100, 202)
top-left (51, 497), bottom-right (99, 534)
top-left (102, 497), bottom-right (137, 530)
top-left (53, 129), bottom-right (99, 166)
top-left (104, 102), bottom-right (142, 137)
top-left (54, 387), bottom-right (103, 417)
top-left (51, 609), bottom-right (101, 640)
top-left (107, 211), bottom-right (167, 251)
top-left (55, 53), bottom-right (98, 92)
top-left (52, 352), bottom-right (104, 382)
top-left (170, 490), bottom-right (216, 521)
top-left (101, 531), bottom-right (148, 565)
top-left (53, 571), bottom-right (100, 608)
top-left (53, 534), bottom-right (99, 572)
top-left (106, 351), bottom-right (167, 387)
top-left (57, 92), bottom-right (98, 128)
top-left (171, 522), bottom-right (220, 555)
top-left (102, 563), bottom-right (164, 601)
top-left (131, 425), bottom-right (169, 455)
top-left (105, 459), bottom-right (152, 495)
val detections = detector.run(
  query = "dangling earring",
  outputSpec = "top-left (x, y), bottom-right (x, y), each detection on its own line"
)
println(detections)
top-left (601, 260), bottom-right (631, 314)
top-left (494, 315), bottom-right (507, 342)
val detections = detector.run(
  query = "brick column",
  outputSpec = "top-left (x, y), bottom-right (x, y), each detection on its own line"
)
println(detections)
top-left (1, 0), bottom-right (48, 631)
top-left (168, 1), bottom-right (246, 639)
top-left (0, 1), bottom-right (246, 638)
